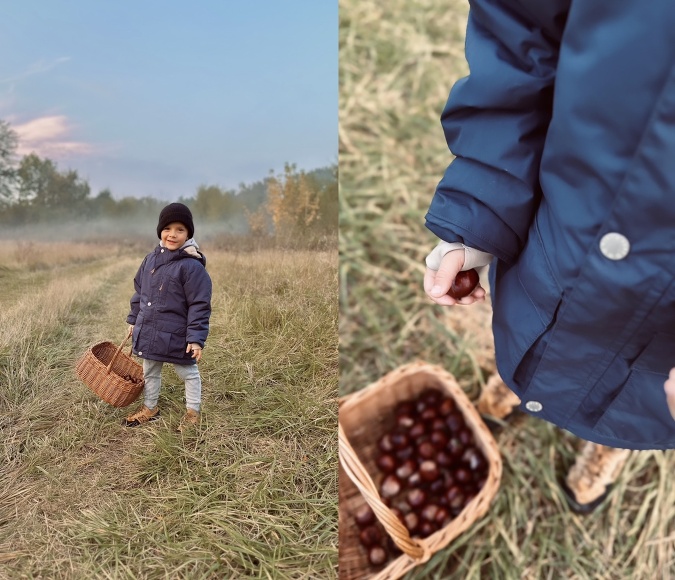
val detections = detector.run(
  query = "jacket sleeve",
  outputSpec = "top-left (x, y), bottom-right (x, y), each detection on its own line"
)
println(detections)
top-left (184, 263), bottom-right (212, 347)
top-left (126, 257), bottom-right (146, 325)
top-left (425, 0), bottom-right (570, 264)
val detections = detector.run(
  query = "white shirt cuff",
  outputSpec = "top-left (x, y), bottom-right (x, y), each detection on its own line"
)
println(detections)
top-left (425, 241), bottom-right (494, 271)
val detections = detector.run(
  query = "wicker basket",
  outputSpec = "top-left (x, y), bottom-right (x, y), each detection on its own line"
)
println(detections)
top-left (339, 361), bottom-right (502, 579)
top-left (76, 332), bottom-right (144, 408)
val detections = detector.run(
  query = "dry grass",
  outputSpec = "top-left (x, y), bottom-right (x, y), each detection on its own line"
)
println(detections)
top-left (0, 240), bottom-right (338, 579)
top-left (0, 241), bottom-right (127, 271)
top-left (339, 0), bottom-right (675, 577)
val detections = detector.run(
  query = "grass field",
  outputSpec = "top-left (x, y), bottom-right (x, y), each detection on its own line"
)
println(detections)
top-left (339, 0), bottom-right (675, 578)
top-left (0, 239), bottom-right (338, 579)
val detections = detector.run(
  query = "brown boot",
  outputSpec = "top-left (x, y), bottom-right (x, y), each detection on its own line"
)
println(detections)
top-left (123, 405), bottom-right (160, 427)
top-left (476, 373), bottom-right (521, 429)
top-left (561, 441), bottom-right (631, 513)
top-left (177, 408), bottom-right (200, 433)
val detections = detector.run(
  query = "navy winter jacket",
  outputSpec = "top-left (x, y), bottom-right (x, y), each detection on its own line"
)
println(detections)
top-left (127, 242), bottom-right (212, 365)
top-left (426, 0), bottom-right (675, 449)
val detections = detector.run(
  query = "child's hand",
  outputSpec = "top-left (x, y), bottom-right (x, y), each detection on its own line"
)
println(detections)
top-left (664, 368), bottom-right (675, 420)
top-left (187, 343), bottom-right (203, 362)
top-left (424, 249), bottom-right (486, 306)
top-left (128, 324), bottom-right (134, 337)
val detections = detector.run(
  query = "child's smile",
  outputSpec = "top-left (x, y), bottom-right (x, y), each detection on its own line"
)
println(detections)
top-left (161, 222), bottom-right (189, 250)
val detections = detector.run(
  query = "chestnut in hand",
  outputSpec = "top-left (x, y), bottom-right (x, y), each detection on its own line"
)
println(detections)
top-left (447, 268), bottom-right (479, 300)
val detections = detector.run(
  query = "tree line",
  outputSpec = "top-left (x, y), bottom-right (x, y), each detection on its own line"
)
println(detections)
top-left (0, 119), bottom-right (337, 242)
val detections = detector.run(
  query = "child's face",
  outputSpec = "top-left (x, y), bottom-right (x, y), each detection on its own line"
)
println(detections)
top-left (161, 222), bottom-right (189, 250)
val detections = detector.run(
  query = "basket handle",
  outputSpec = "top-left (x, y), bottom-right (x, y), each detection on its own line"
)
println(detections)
top-left (106, 327), bottom-right (133, 374)
top-left (338, 423), bottom-right (431, 563)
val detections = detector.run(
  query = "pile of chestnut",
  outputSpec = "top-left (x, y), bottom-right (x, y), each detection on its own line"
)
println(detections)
top-left (120, 373), bottom-right (143, 386)
top-left (352, 387), bottom-right (488, 568)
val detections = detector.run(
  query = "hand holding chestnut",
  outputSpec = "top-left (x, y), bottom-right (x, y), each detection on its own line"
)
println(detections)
top-left (424, 249), bottom-right (485, 306)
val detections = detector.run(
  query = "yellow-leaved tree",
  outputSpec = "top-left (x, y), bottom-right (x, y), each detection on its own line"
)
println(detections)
top-left (266, 163), bottom-right (320, 240)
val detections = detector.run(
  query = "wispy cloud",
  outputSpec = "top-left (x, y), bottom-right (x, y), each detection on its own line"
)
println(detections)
top-left (14, 115), bottom-right (94, 158)
top-left (0, 56), bottom-right (71, 85)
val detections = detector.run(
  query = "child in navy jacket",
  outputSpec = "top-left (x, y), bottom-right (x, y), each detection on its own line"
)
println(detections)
top-left (125, 202), bottom-right (212, 432)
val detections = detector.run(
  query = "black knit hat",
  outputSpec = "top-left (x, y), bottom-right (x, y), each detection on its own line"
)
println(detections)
top-left (157, 203), bottom-right (194, 239)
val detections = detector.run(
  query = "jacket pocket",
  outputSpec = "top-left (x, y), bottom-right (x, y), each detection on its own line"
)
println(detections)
top-left (592, 333), bottom-right (675, 445)
top-left (155, 330), bottom-right (188, 360)
top-left (132, 323), bottom-right (143, 353)
top-left (493, 213), bottom-right (562, 389)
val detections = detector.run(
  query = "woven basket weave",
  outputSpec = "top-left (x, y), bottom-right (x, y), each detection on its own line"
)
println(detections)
top-left (339, 361), bottom-right (502, 579)
top-left (76, 332), bottom-right (144, 408)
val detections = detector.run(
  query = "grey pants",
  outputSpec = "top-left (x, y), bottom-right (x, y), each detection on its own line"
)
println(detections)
top-left (142, 359), bottom-right (201, 412)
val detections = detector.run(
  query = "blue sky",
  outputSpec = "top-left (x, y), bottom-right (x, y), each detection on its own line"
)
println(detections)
top-left (0, 1), bottom-right (336, 201)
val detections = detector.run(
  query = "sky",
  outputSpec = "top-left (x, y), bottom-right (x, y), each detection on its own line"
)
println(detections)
top-left (0, 1), bottom-right (337, 201)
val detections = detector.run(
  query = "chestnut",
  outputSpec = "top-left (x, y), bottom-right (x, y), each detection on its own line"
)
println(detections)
top-left (395, 414), bottom-right (415, 430)
top-left (445, 412), bottom-right (465, 433)
top-left (419, 460), bottom-right (440, 482)
top-left (446, 437), bottom-right (463, 458)
top-left (438, 397), bottom-right (455, 416)
top-left (420, 503), bottom-right (440, 522)
top-left (395, 459), bottom-right (417, 481)
top-left (408, 471), bottom-right (423, 488)
top-left (391, 499), bottom-right (411, 515)
top-left (446, 268), bottom-right (479, 299)
top-left (445, 485), bottom-right (463, 503)
top-left (418, 521), bottom-right (436, 538)
top-left (458, 428), bottom-right (473, 446)
top-left (403, 511), bottom-right (420, 534)
top-left (395, 446), bottom-right (415, 462)
top-left (436, 450), bottom-right (454, 468)
top-left (417, 441), bottom-right (436, 460)
top-left (419, 388), bottom-right (442, 406)
top-left (406, 488), bottom-right (427, 509)
top-left (378, 433), bottom-right (395, 453)
top-left (420, 407), bottom-right (438, 422)
top-left (394, 401), bottom-right (416, 417)
top-left (376, 454), bottom-right (397, 473)
top-left (446, 486), bottom-right (466, 511)
top-left (434, 506), bottom-right (451, 526)
top-left (390, 432), bottom-right (410, 450)
top-left (430, 430), bottom-right (449, 450)
top-left (431, 418), bottom-right (447, 432)
top-left (428, 478), bottom-right (446, 496)
top-left (408, 422), bottom-right (427, 439)
top-left (354, 504), bottom-right (375, 528)
top-left (454, 467), bottom-right (472, 485)
top-left (462, 447), bottom-right (487, 472)
top-left (380, 474), bottom-right (402, 498)
top-left (368, 545), bottom-right (387, 567)
top-left (359, 525), bottom-right (382, 547)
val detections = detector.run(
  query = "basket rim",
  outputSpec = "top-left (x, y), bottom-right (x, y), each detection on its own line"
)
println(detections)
top-left (338, 360), bottom-right (503, 579)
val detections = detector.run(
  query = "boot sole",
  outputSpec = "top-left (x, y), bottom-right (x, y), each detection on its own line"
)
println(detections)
top-left (559, 477), bottom-right (612, 514)
top-left (123, 411), bottom-right (161, 428)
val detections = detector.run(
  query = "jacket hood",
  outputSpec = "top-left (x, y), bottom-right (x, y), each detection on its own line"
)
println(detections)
top-left (159, 237), bottom-right (199, 251)
top-left (159, 238), bottom-right (206, 266)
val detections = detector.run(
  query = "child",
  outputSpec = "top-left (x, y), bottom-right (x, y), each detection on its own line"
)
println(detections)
top-left (124, 202), bottom-right (212, 432)
top-left (423, 1), bottom-right (675, 510)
